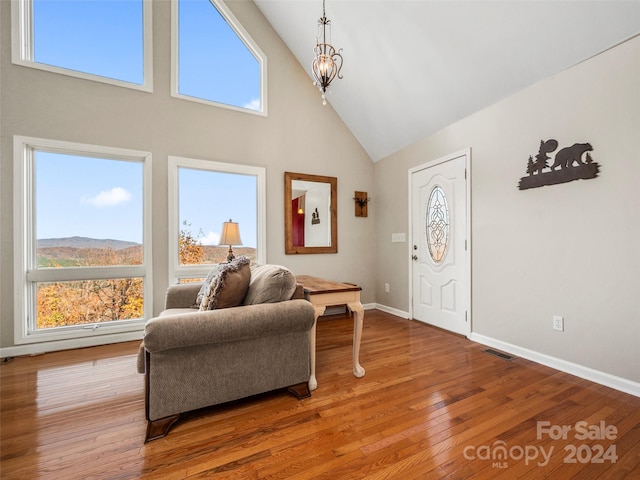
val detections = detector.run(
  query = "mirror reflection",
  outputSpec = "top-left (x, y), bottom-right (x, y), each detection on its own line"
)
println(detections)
top-left (291, 180), bottom-right (331, 247)
top-left (285, 172), bottom-right (337, 254)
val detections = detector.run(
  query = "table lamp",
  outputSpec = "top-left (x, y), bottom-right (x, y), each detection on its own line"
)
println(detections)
top-left (219, 219), bottom-right (242, 263)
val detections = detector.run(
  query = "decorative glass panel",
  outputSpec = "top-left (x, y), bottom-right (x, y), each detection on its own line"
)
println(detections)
top-left (426, 185), bottom-right (450, 263)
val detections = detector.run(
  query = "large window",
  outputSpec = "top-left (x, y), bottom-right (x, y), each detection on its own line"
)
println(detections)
top-left (14, 136), bottom-right (152, 345)
top-left (12, 0), bottom-right (152, 91)
top-left (172, 0), bottom-right (267, 114)
top-left (168, 156), bottom-right (265, 283)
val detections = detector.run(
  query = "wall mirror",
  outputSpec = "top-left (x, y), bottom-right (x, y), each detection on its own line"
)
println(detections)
top-left (285, 172), bottom-right (337, 254)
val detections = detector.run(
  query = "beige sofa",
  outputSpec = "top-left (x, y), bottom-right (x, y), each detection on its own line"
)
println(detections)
top-left (137, 262), bottom-right (316, 442)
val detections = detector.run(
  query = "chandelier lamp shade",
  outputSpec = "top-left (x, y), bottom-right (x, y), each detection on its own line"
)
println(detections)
top-left (218, 219), bottom-right (243, 263)
top-left (312, 0), bottom-right (343, 105)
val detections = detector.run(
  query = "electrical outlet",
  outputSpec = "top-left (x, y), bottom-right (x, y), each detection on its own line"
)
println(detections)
top-left (391, 233), bottom-right (406, 243)
top-left (384, 283), bottom-right (390, 293)
top-left (553, 315), bottom-right (564, 331)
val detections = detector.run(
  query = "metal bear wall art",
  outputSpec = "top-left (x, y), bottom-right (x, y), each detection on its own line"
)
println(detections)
top-left (518, 139), bottom-right (600, 190)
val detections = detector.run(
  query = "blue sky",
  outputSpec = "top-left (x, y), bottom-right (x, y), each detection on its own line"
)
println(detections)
top-left (36, 155), bottom-right (258, 249)
top-left (34, 0), bottom-right (144, 84)
top-left (178, 0), bottom-right (261, 109)
top-left (36, 152), bottom-right (144, 243)
top-left (178, 168), bottom-right (257, 248)
top-left (33, 0), bottom-right (260, 109)
top-left (34, 1), bottom-right (260, 248)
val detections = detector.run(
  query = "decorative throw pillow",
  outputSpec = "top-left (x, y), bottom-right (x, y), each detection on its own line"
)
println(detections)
top-left (195, 264), bottom-right (224, 308)
top-left (199, 257), bottom-right (251, 311)
top-left (243, 264), bottom-right (297, 305)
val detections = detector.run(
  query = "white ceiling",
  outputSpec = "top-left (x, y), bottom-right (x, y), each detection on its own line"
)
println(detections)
top-left (253, 0), bottom-right (640, 161)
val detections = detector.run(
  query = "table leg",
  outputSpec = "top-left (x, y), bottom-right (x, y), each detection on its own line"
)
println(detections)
top-left (309, 305), bottom-right (325, 391)
top-left (347, 301), bottom-right (365, 378)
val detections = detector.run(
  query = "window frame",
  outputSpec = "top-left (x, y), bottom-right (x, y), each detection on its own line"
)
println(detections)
top-left (171, 0), bottom-right (268, 115)
top-left (13, 136), bottom-right (153, 345)
top-left (11, 0), bottom-right (153, 92)
top-left (168, 156), bottom-right (266, 283)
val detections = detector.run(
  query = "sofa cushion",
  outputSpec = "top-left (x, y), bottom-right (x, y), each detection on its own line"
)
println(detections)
top-left (200, 257), bottom-right (251, 310)
top-left (243, 264), bottom-right (297, 305)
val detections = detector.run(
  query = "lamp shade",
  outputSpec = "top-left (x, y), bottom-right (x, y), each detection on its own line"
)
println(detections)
top-left (219, 219), bottom-right (242, 246)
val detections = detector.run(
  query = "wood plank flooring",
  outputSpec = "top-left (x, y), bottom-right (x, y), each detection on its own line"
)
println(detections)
top-left (1, 310), bottom-right (638, 479)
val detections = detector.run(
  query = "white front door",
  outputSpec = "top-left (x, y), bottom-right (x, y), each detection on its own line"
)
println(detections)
top-left (410, 151), bottom-right (469, 336)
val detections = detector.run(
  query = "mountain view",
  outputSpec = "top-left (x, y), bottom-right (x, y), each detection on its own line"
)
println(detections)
top-left (38, 237), bottom-right (142, 268)
top-left (38, 236), bottom-right (140, 250)
top-left (37, 236), bottom-right (256, 267)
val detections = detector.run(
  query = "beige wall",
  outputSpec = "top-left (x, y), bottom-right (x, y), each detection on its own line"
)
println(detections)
top-left (0, 0), bottom-right (375, 350)
top-left (375, 36), bottom-right (640, 383)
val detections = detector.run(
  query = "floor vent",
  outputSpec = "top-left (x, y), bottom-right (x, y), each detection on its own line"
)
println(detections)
top-left (484, 349), bottom-right (514, 361)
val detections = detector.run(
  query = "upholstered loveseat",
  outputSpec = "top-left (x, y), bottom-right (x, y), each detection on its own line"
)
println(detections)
top-left (137, 259), bottom-right (316, 442)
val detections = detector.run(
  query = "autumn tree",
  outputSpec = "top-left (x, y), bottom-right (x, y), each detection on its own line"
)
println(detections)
top-left (36, 245), bottom-right (144, 328)
top-left (36, 222), bottom-right (209, 328)
top-left (179, 221), bottom-right (205, 265)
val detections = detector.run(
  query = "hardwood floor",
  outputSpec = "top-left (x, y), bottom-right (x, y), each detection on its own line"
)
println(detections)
top-left (1, 310), bottom-right (638, 479)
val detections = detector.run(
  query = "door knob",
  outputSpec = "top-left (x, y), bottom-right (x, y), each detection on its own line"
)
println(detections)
top-left (412, 255), bottom-right (418, 261)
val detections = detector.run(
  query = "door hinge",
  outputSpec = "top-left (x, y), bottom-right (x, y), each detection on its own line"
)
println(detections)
top-left (465, 239), bottom-right (467, 251)
top-left (464, 168), bottom-right (467, 180)
top-left (465, 311), bottom-right (468, 322)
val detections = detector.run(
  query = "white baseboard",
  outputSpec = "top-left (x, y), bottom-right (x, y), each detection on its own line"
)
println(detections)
top-left (0, 331), bottom-right (144, 359)
top-left (469, 333), bottom-right (640, 398)
top-left (374, 303), bottom-right (410, 319)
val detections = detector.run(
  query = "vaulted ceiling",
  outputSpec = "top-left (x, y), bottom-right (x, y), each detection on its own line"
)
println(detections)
top-left (254, 1), bottom-right (640, 161)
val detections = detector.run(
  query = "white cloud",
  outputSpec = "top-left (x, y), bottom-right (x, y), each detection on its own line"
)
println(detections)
top-left (83, 187), bottom-right (132, 207)
top-left (200, 231), bottom-right (220, 246)
top-left (243, 98), bottom-right (261, 111)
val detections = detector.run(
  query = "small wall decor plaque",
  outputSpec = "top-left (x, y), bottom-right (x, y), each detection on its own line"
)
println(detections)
top-left (518, 139), bottom-right (600, 190)
top-left (353, 191), bottom-right (370, 217)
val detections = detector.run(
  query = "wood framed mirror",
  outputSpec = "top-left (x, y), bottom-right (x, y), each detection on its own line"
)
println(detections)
top-left (285, 172), bottom-right (337, 254)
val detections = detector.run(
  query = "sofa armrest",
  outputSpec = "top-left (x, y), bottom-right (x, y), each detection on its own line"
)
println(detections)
top-left (143, 299), bottom-right (315, 353)
top-left (165, 282), bottom-right (203, 309)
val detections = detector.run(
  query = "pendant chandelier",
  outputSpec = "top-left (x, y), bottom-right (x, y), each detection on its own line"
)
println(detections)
top-left (311, 0), bottom-right (343, 105)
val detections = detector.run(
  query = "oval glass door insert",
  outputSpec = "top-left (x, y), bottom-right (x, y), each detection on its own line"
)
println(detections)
top-left (426, 185), bottom-right (450, 263)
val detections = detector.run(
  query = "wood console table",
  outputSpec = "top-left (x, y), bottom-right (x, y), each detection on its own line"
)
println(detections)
top-left (296, 275), bottom-right (365, 391)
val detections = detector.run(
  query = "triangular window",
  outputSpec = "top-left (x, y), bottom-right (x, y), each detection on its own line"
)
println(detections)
top-left (174, 0), bottom-right (266, 114)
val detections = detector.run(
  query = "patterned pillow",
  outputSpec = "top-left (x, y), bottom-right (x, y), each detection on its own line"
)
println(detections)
top-left (243, 264), bottom-right (297, 305)
top-left (196, 264), bottom-right (224, 307)
top-left (199, 257), bottom-right (251, 311)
